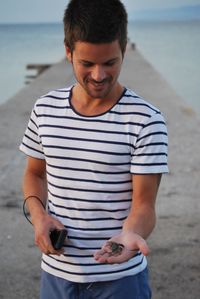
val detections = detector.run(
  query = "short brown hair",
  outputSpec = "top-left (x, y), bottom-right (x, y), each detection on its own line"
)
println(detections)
top-left (63, 0), bottom-right (128, 53)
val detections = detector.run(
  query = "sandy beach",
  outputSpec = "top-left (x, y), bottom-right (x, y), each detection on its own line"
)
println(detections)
top-left (0, 46), bottom-right (200, 299)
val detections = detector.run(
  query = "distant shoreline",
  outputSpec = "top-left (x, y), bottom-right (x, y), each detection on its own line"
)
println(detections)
top-left (1, 17), bottom-right (200, 26)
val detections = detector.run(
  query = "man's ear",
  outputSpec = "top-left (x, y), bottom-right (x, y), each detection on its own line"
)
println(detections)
top-left (65, 45), bottom-right (72, 63)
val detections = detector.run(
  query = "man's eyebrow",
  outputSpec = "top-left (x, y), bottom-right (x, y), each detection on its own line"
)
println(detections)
top-left (79, 59), bottom-right (93, 63)
top-left (104, 57), bottom-right (119, 63)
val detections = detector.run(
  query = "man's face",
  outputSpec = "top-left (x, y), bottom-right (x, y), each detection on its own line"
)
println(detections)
top-left (66, 40), bottom-right (123, 100)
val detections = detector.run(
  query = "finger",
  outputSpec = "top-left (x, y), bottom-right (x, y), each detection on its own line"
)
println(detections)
top-left (105, 248), bottom-right (132, 264)
top-left (93, 248), bottom-right (107, 260)
top-left (36, 234), bottom-right (63, 256)
top-left (134, 239), bottom-right (149, 256)
top-left (35, 235), bottom-right (48, 254)
top-left (102, 243), bottom-right (113, 253)
top-left (94, 252), bottom-right (111, 263)
top-left (41, 242), bottom-right (64, 256)
top-left (50, 248), bottom-right (65, 256)
top-left (38, 241), bottom-right (49, 254)
top-left (37, 239), bottom-right (51, 255)
top-left (46, 236), bottom-right (65, 255)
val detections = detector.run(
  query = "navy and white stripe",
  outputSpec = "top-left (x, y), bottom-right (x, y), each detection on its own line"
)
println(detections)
top-left (20, 85), bottom-right (168, 283)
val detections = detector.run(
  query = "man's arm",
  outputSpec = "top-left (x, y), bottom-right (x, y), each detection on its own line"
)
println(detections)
top-left (23, 156), bottom-right (65, 255)
top-left (123, 173), bottom-right (161, 238)
top-left (23, 156), bottom-right (47, 209)
top-left (94, 174), bottom-right (161, 263)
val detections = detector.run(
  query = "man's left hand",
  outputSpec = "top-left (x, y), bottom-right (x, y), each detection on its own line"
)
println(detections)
top-left (93, 232), bottom-right (149, 264)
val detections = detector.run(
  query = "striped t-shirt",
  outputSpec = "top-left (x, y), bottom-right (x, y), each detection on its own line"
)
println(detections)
top-left (20, 85), bottom-right (168, 283)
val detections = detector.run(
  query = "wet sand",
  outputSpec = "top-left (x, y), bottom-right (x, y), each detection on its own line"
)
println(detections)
top-left (0, 47), bottom-right (199, 298)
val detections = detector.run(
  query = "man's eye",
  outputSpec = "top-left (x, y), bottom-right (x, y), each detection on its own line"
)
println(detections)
top-left (104, 60), bottom-right (116, 67)
top-left (82, 62), bottom-right (93, 67)
top-left (105, 62), bottom-right (115, 66)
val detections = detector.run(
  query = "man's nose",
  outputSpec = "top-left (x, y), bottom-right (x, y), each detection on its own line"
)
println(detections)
top-left (91, 65), bottom-right (106, 82)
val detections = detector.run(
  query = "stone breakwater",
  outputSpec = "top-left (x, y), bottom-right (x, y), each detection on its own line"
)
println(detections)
top-left (0, 48), bottom-right (200, 299)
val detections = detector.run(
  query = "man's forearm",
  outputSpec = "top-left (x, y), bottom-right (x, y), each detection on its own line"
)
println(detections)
top-left (122, 204), bottom-right (156, 240)
top-left (23, 170), bottom-right (47, 223)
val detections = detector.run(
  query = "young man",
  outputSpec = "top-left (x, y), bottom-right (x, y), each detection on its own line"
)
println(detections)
top-left (20, 0), bottom-right (168, 298)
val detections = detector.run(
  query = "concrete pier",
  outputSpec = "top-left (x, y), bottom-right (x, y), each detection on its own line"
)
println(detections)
top-left (0, 48), bottom-right (199, 299)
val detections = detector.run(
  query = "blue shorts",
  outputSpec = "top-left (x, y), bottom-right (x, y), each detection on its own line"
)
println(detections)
top-left (40, 268), bottom-right (152, 299)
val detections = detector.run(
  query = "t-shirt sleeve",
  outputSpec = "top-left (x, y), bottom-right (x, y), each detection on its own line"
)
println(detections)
top-left (130, 112), bottom-right (168, 174)
top-left (19, 103), bottom-right (45, 159)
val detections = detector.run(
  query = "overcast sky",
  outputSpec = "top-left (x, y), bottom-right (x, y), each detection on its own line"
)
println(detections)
top-left (0, 0), bottom-right (200, 23)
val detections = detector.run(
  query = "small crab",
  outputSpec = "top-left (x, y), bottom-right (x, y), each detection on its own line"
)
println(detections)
top-left (105, 241), bottom-right (124, 256)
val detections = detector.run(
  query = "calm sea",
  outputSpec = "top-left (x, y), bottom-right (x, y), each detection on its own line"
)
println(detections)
top-left (129, 20), bottom-right (200, 114)
top-left (0, 23), bottom-right (64, 104)
top-left (0, 21), bottom-right (200, 113)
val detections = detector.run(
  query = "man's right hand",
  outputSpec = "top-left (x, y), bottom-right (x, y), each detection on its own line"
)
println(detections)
top-left (32, 212), bottom-right (66, 256)
top-left (23, 157), bottom-right (66, 255)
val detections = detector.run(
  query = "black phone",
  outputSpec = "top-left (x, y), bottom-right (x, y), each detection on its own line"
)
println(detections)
top-left (50, 229), bottom-right (67, 250)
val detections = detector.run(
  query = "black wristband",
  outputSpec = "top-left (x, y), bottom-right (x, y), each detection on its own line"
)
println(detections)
top-left (23, 195), bottom-right (46, 225)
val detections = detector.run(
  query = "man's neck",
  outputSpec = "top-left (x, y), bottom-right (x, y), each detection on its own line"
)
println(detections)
top-left (71, 83), bottom-right (124, 117)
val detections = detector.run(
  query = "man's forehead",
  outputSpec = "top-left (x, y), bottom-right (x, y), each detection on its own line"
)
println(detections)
top-left (72, 40), bottom-right (122, 60)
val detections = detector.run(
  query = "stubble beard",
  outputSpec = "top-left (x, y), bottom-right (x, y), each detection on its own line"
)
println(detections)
top-left (81, 77), bottom-right (117, 100)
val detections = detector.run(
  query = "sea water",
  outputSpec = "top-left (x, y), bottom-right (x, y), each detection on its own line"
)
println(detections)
top-left (0, 23), bottom-right (64, 104)
top-left (0, 21), bottom-right (199, 113)
top-left (129, 20), bottom-right (200, 113)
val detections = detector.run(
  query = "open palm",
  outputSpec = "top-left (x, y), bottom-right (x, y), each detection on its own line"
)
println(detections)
top-left (94, 232), bottom-right (149, 264)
